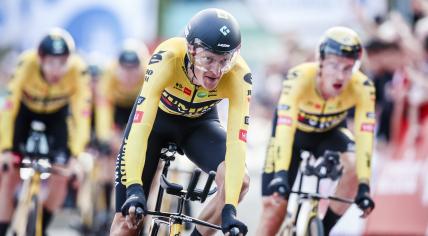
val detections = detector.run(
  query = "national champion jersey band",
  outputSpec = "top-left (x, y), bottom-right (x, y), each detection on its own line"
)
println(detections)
top-left (272, 62), bottom-right (375, 182)
top-left (0, 50), bottom-right (92, 156)
top-left (118, 37), bottom-right (252, 207)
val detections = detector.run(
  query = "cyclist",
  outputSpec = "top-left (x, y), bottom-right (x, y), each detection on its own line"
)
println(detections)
top-left (256, 26), bottom-right (376, 235)
top-left (95, 40), bottom-right (148, 213)
top-left (0, 28), bottom-right (91, 235)
top-left (110, 8), bottom-right (251, 236)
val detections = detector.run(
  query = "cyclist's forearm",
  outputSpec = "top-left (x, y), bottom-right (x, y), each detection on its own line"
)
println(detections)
top-left (224, 142), bottom-right (246, 207)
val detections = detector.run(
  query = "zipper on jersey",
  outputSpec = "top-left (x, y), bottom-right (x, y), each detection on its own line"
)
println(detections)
top-left (187, 85), bottom-right (199, 115)
top-left (319, 100), bottom-right (326, 130)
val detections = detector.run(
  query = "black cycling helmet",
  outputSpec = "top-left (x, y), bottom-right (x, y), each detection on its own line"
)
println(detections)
top-left (318, 26), bottom-right (362, 61)
top-left (119, 50), bottom-right (140, 66)
top-left (38, 28), bottom-right (75, 58)
top-left (185, 8), bottom-right (241, 54)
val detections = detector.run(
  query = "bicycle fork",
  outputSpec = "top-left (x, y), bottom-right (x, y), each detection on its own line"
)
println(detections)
top-left (11, 171), bottom-right (43, 236)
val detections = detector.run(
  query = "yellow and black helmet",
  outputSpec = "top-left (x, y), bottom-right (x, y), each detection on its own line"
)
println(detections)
top-left (38, 27), bottom-right (75, 57)
top-left (319, 26), bottom-right (362, 61)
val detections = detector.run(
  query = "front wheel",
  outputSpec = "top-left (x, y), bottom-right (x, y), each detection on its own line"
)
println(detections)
top-left (25, 195), bottom-right (40, 236)
top-left (306, 216), bottom-right (323, 236)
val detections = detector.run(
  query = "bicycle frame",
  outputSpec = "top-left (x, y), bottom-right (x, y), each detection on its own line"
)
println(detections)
top-left (281, 152), bottom-right (353, 236)
top-left (11, 161), bottom-right (45, 236)
top-left (145, 143), bottom-right (220, 236)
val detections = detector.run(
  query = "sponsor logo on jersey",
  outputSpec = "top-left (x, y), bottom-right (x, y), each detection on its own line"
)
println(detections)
top-left (161, 90), bottom-right (221, 117)
top-left (360, 123), bottom-right (375, 132)
top-left (366, 112), bottom-right (375, 119)
top-left (277, 104), bottom-right (290, 111)
top-left (116, 138), bottom-right (128, 186)
top-left (174, 83), bottom-right (183, 92)
top-left (285, 71), bottom-right (299, 80)
top-left (208, 90), bottom-right (218, 97)
top-left (136, 96), bottom-right (145, 105)
top-left (184, 87), bottom-right (192, 96)
top-left (145, 69), bottom-right (153, 81)
top-left (149, 50), bottom-right (166, 65)
top-left (277, 115), bottom-right (292, 126)
top-left (244, 73), bottom-right (252, 85)
top-left (197, 91), bottom-right (207, 98)
top-left (363, 79), bottom-right (374, 87)
top-left (239, 129), bottom-right (247, 142)
top-left (297, 110), bottom-right (347, 131)
top-left (244, 116), bottom-right (250, 125)
top-left (133, 110), bottom-right (144, 123)
top-left (3, 100), bottom-right (13, 110)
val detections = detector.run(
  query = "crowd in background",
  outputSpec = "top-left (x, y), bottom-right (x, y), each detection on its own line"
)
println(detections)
top-left (0, 1), bottom-right (427, 234)
top-left (255, 0), bottom-right (428, 161)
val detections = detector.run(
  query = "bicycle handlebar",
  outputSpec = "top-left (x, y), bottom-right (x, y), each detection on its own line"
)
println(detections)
top-left (290, 190), bottom-right (354, 204)
top-left (186, 168), bottom-right (201, 199)
top-left (200, 171), bottom-right (216, 203)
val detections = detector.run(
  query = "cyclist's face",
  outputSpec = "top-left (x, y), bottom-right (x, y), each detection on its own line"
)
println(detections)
top-left (40, 55), bottom-right (69, 83)
top-left (319, 54), bottom-right (356, 98)
top-left (192, 48), bottom-right (234, 90)
top-left (117, 64), bottom-right (142, 87)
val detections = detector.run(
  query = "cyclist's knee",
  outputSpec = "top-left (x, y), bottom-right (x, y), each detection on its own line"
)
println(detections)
top-left (0, 167), bottom-right (20, 189)
top-left (258, 196), bottom-right (287, 234)
top-left (340, 152), bottom-right (357, 180)
top-left (262, 196), bottom-right (287, 214)
top-left (110, 213), bottom-right (140, 236)
top-left (238, 173), bottom-right (250, 202)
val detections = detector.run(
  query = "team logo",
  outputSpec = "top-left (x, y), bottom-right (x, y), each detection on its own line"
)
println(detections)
top-left (244, 73), bottom-right (252, 85)
top-left (220, 26), bottom-right (230, 36)
top-left (133, 110), bottom-right (144, 123)
top-left (360, 123), bottom-right (375, 132)
top-left (184, 87), bottom-right (192, 96)
top-left (277, 104), bottom-right (290, 111)
top-left (174, 83), bottom-right (183, 91)
top-left (239, 129), bottom-right (247, 142)
top-left (277, 115), bottom-right (292, 126)
top-left (149, 50), bottom-right (166, 65)
top-left (366, 112), bottom-right (375, 119)
top-left (363, 79), bottom-right (374, 87)
top-left (197, 91), bottom-right (207, 98)
top-left (244, 116), bottom-right (250, 125)
top-left (136, 96), bottom-right (145, 105)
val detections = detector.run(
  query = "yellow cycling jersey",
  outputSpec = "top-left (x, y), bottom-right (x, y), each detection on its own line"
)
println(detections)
top-left (274, 62), bottom-right (375, 182)
top-left (95, 62), bottom-right (145, 142)
top-left (121, 37), bottom-right (252, 207)
top-left (0, 50), bottom-right (92, 156)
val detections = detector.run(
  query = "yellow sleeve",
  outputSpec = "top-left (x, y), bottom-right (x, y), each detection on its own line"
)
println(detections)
top-left (0, 57), bottom-right (27, 151)
top-left (69, 64), bottom-right (92, 156)
top-left (122, 49), bottom-right (173, 187)
top-left (95, 70), bottom-right (114, 142)
top-left (353, 77), bottom-right (376, 183)
top-left (273, 70), bottom-right (302, 172)
top-left (224, 71), bottom-right (252, 207)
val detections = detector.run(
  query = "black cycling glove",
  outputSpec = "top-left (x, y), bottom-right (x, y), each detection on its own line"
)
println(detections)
top-left (355, 183), bottom-right (375, 214)
top-left (268, 170), bottom-right (290, 198)
top-left (121, 184), bottom-right (147, 218)
top-left (221, 204), bottom-right (248, 235)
